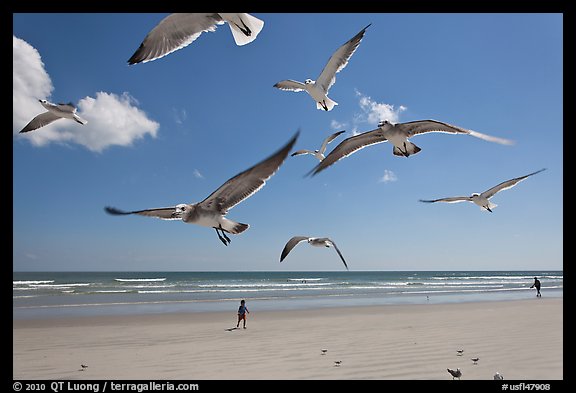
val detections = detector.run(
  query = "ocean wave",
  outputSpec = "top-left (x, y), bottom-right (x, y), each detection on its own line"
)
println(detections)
top-left (197, 282), bottom-right (335, 288)
top-left (33, 283), bottom-right (91, 288)
top-left (114, 278), bottom-right (166, 282)
top-left (13, 280), bottom-right (55, 285)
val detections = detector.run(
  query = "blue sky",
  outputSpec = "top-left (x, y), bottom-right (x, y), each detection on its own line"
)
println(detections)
top-left (12, 13), bottom-right (563, 272)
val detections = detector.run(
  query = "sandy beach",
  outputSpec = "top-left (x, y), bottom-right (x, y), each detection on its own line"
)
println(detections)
top-left (13, 298), bottom-right (562, 380)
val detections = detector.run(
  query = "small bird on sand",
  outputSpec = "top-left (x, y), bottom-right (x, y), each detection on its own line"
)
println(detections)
top-left (494, 372), bottom-right (504, 380)
top-left (456, 349), bottom-right (464, 356)
top-left (447, 368), bottom-right (462, 380)
top-left (334, 361), bottom-right (342, 367)
top-left (321, 349), bottom-right (328, 355)
top-left (471, 357), bottom-right (479, 365)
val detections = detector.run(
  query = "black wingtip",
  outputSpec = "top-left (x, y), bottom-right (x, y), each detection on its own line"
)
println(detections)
top-left (104, 206), bottom-right (127, 215)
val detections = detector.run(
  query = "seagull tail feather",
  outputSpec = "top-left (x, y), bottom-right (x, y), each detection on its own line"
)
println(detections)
top-left (316, 97), bottom-right (338, 111)
top-left (393, 142), bottom-right (421, 157)
top-left (74, 115), bottom-right (88, 125)
top-left (219, 219), bottom-right (249, 235)
top-left (227, 13), bottom-right (264, 46)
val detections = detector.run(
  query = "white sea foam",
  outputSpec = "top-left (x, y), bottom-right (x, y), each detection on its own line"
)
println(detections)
top-left (13, 280), bottom-right (54, 285)
top-left (114, 278), bottom-right (166, 282)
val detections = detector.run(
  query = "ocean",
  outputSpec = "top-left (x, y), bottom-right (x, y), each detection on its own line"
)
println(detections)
top-left (13, 271), bottom-right (563, 319)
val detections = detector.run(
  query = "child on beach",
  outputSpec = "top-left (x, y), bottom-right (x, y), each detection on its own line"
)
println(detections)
top-left (237, 299), bottom-right (250, 329)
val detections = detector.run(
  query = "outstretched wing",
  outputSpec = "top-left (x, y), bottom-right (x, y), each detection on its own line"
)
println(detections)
top-left (325, 239), bottom-right (349, 270)
top-left (481, 168), bottom-right (547, 199)
top-left (273, 80), bottom-right (307, 92)
top-left (319, 130), bottom-right (346, 154)
top-left (128, 13), bottom-right (224, 64)
top-left (280, 236), bottom-right (309, 262)
top-left (399, 119), bottom-right (514, 145)
top-left (419, 197), bottom-right (471, 204)
top-left (308, 128), bottom-right (386, 176)
top-left (104, 206), bottom-right (181, 220)
top-left (316, 24), bottom-right (370, 93)
top-left (291, 150), bottom-right (315, 157)
top-left (19, 112), bottom-right (62, 133)
top-left (198, 132), bottom-right (299, 213)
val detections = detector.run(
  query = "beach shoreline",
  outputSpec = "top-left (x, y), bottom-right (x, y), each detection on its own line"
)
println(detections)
top-left (13, 298), bottom-right (562, 380)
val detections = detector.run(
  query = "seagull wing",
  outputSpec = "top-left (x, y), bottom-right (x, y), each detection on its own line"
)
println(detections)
top-left (319, 130), bottom-right (346, 154)
top-left (198, 132), bottom-right (299, 213)
top-left (104, 206), bottom-right (181, 220)
top-left (291, 150), bottom-right (315, 156)
top-left (308, 127), bottom-right (386, 176)
top-left (128, 13), bottom-right (224, 64)
top-left (325, 238), bottom-right (349, 270)
top-left (273, 80), bottom-right (307, 92)
top-left (19, 112), bottom-right (62, 133)
top-left (419, 197), bottom-right (471, 204)
top-left (316, 24), bottom-right (370, 93)
top-left (399, 119), bottom-right (515, 145)
top-left (280, 236), bottom-right (309, 262)
top-left (480, 168), bottom-right (546, 199)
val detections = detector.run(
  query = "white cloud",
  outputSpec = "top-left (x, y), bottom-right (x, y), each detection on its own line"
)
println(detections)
top-left (193, 169), bottom-right (204, 179)
top-left (355, 90), bottom-right (407, 125)
top-left (13, 35), bottom-right (159, 152)
top-left (330, 119), bottom-right (346, 130)
top-left (13, 36), bottom-right (53, 131)
top-left (378, 169), bottom-right (398, 183)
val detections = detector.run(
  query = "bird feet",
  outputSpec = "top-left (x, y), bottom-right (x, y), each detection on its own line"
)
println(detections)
top-left (214, 226), bottom-right (231, 246)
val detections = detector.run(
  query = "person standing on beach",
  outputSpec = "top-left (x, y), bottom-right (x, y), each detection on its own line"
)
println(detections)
top-left (237, 299), bottom-right (250, 329)
top-left (530, 277), bottom-right (541, 297)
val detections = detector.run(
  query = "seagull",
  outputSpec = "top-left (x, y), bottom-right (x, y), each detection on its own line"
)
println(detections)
top-left (447, 368), bottom-right (462, 380)
top-left (419, 168), bottom-right (547, 212)
top-left (308, 119), bottom-right (514, 176)
top-left (334, 361), bottom-right (342, 367)
top-left (128, 13), bottom-right (264, 64)
top-left (280, 236), bottom-right (349, 270)
top-left (105, 132), bottom-right (298, 246)
top-left (19, 99), bottom-right (87, 133)
top-left (321, 349), bottom-right (328, 355)
top-left (494, 372), bottom-right (504, 380)
top-left (273, 24), bottom-right (370, 111)
top-left (471, 357), bottom-right (480, 365)
top-left (291, 131), bottom-right (346, 161)
top-left (456, 350), bottom-right (464, 356)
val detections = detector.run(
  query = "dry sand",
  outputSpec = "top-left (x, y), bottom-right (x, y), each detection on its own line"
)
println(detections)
top-left (13, 298), bottom-right (562, 380)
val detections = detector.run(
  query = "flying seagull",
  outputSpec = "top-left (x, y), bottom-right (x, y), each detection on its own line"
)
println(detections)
top-left (19, 99), bottom-right (87, 133)
top-left (419, 168), bottom-right (546, 212)
top-left (291, 130), bottom-right (346, 161)
top-left (308, 119), bottom-right (514, 176)
top-left (128, 13), bottom-right (264, 64)
top-left (280, 236), bottom-right (349, 270)
top-left (273, 24), bottom-right (370, 111)
top-left (447, 368), bottom-right (462, 380)
top-left (494, 372), bottom-right (504, 380)
top-left (105, 132), bottom-right (298, 246)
